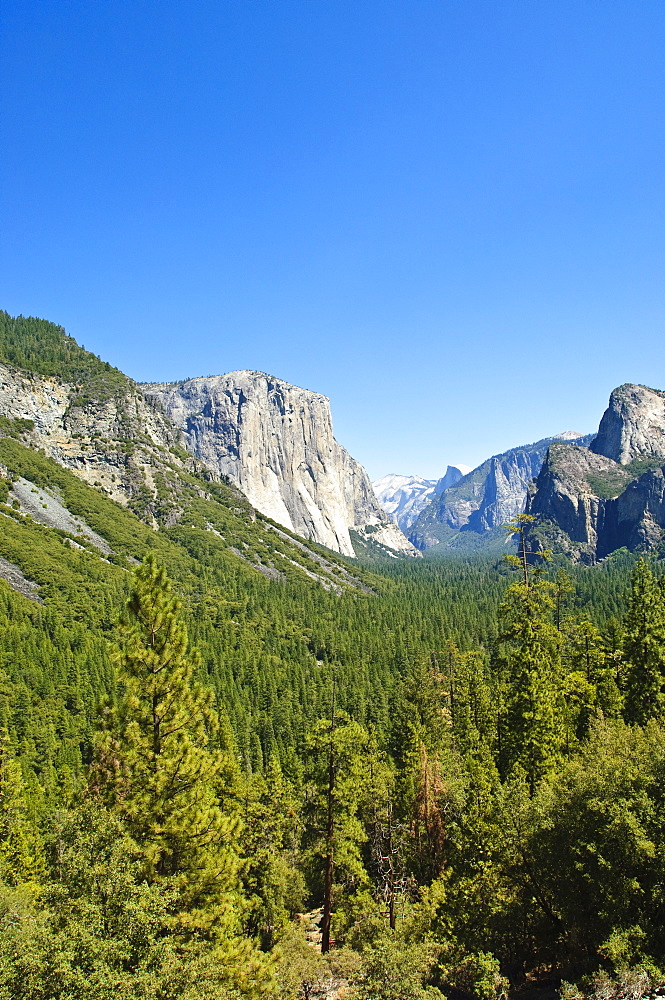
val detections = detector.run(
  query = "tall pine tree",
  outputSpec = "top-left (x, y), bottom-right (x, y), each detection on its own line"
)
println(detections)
top-left (623, 559), bottom-right (665, 726)
top-left (94, 554), bottom-right (271, 991)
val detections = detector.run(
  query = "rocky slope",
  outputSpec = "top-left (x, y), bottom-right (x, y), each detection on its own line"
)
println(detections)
top-left (0, 364), bottom-right (376, 596)
top-left (0, 360), bottom-right (199, 526)
top-left (526, 385), bottom-right (665, 562)
top-left (409, 433), bottom-right (591, 552)
top-left (372, 466), bottom-right (471, 533)
top-left (143, 373), bottom-right (418, 559)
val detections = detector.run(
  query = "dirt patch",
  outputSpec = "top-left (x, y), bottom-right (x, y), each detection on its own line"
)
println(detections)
top-left (0, 549), bottom-right (42, 603)
top-left (10, 478), bottom-right (113, 554)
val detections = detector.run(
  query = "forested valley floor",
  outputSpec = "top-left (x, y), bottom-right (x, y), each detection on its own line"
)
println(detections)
top-left (2, 314), bottom-right (665, 998)
top-left (2, 492), bottom-right (665, 998)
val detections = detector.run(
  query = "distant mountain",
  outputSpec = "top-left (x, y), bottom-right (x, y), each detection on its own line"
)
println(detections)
top-left (409, 433), bottom-right (592, 553)
top-left (526, 385), bottom-right (665, 563)
top-left (372, 465), bottom-right (471, 532)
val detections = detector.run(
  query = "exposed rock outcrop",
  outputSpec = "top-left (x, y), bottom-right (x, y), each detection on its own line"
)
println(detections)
top-left (526, 385), bottom-right (665, 563)
top-left (0, 553), bottom-right (42, 603)
top-left (590, 384), bottom-right (665, 465)
top-left (0, 361), bottom-right (219, 527)
top-left (525, 443), bottom-right (634, 562)
top-left (610, 467), bottom-right (665, 553)
top-left (437, 464), bottom-right (473, 492)
top-left (143, 372), bottom-right (418, 559)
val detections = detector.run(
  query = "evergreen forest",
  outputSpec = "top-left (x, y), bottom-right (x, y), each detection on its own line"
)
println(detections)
top-left (1, 315), bottom-right (665, 999)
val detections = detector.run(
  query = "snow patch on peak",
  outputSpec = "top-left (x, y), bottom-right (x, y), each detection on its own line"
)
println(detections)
top-left (552, 430), bottom-right (586, 442)
top-left (373, 468), bottom-right (473, 533)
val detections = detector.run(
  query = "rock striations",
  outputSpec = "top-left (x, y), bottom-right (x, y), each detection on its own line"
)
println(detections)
top-left (143, 372), bottom-right (418, 559)
top-left (408, 433), bottom-right (591, 552)
top-left (526, 385), bottom-right (665, 562)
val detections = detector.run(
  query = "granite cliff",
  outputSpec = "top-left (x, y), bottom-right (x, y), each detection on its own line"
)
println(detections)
top-left (409, 433), bottom-right (591, 552)
top-left (143, 372), bottom-right (418, 559)
top-left (590, 383), bottom-right (665, 465)
top-left (526, 385), bottom-right (665, 562)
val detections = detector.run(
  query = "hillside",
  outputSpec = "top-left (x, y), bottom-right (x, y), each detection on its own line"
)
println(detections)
top-left (2, 314), bottom-right (665, 1000)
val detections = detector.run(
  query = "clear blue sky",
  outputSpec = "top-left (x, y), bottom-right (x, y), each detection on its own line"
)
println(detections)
top-left (1, 1), bottom-right (664, 479)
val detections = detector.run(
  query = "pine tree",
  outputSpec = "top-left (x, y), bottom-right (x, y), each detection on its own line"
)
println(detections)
top-left (303, 706), bottom-right (369, 953)
top-left (562, 618), bottom-right (621, 740)
top-left (240, 754), bottom-right (304, 949)
top-left (0, 730), bottom-right (45, 886)
top-left (623, 559), bottom-right (665, 726)
top-left (496, 579), bottom-right (564, 791)
top-left (94, 554), bottom-right (271, 990)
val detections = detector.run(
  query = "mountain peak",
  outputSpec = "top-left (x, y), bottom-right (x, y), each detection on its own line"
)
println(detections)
top-left (590, 383), bottom-right (665, 465)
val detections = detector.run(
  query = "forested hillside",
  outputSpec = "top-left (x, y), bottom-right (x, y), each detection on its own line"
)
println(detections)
top-left (1, 315), bottom-right (665, 999)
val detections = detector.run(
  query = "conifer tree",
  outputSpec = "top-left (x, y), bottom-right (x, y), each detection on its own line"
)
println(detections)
top-left (240, 754), bottom-right (304, 949)
top-left (562, 618), bottom-right (621, 739)
top-left (497, 579), bottom-right (564, 791)
top-left (303, 708), bottom-right (369, 953)
top-left (448, 647), bottom-right (496, 758)
top-left (0, 730), bottom-right (45, 886)
top-left (553, 568), bottom-right (575, 631)
top-left (95, 555), bottom-right (271, 991)
top-left (623, 559), bottom-right (665, 726)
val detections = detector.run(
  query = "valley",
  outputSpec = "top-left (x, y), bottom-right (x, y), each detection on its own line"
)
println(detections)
top-left (0, 311), bottom-right (664, 1000)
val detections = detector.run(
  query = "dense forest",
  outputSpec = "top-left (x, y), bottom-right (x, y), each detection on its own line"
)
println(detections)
top-left (1, 315), bottom-right (665, 999)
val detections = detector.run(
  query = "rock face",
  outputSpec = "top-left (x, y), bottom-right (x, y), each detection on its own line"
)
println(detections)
top-left (143, 372), bottom-right (418, 559)
top-left (437, 464), bottom-right (473, 492)
top-left (590, 384), bottom-right (665, 465)
top-left (610, 468), bottom-right (665, 553)
top-left (526, 385), bottom-right (665, 562)
top-left (0, 362), bottom-right (197, 525)
top-left (525, 443), bottom-right (634, 562)
top-left (409, 433), bottom-right (591, 551)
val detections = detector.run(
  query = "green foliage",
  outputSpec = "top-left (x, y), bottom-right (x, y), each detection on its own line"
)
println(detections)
top-left (240, 757), bottom-right (305, 949)
top-left (275, 922), bottom-right (337, 999)
top-left (0, 415), bottom-right (34, 438)
top-left (622, 559), bottom-right (665, 725)
top-left (496, 579), bottom-right (564, 788)
top-left (527, 719), bottom-right (665, 975)
top-left (303, 711), bottom-right (371, 950)
top-left (0, 803), bottom-right (251, 999)
top-left (0, 733), bottom-right (45, 885)
top-left (625, 456), bottom-right (665, 478)
top-left (585, 467), bottom-right (634, 499)
top-left (436, 950), bottom-right (508, 1000)
top-left (0, 311), bottom-right (129, 404)
top-left (96, 556), bottom-right (249, 948)
top-left (352, 933), bottom-right (438, 1000)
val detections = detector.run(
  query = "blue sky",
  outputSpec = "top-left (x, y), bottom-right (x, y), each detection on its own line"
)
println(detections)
top-left (1, 1), bottom-right (664, 479)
